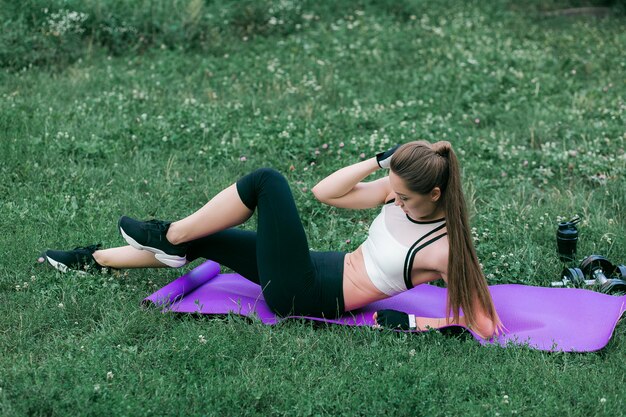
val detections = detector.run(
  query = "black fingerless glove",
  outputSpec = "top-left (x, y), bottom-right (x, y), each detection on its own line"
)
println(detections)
top-left (375, 309), bottom-right (416, 330)
top-left (375, 144), bottom-right (401, 169)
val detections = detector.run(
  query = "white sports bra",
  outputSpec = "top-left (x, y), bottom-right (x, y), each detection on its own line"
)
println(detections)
top-left (361, 202), bottom-right (447, 296)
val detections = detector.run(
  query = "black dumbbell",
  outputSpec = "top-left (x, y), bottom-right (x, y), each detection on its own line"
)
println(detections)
top-left (612, 264), bottom-right (626, 279)
top-left (551, 267), bottom-right (595, 288)
top-left (580, 255), bottom-right (626, 294)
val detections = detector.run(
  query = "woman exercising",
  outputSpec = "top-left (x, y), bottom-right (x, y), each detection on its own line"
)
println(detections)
top-left (42, 141), bottom-right (502, 339)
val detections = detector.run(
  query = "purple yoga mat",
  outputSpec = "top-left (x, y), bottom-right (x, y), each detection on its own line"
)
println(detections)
top-left (143, 261), bottom-right (626, 352)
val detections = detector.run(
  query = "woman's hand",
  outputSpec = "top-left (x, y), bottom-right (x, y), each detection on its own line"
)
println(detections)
top-left (373, 309), bottom-right (416, 330)
top-left (375, 144), bottom-right (401, 169)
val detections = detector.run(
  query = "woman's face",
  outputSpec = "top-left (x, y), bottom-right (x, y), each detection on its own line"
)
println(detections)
top-left (388, 171), bottom-right (443, 221)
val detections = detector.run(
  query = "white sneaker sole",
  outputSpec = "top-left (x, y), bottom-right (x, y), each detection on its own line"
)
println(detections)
top-left (45, 256), bottom-right (87, 275)
top-left (119, 226), bottom-right (187, 268)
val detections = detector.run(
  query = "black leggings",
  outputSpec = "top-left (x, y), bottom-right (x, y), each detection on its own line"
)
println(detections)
top-left (186, 168), bottom-right (346, 318)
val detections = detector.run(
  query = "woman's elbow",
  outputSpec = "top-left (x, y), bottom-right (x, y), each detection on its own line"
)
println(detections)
top-left (473, 318), bottom-right (496, 340)
top-left (311, 185), bottom-right (334, 204)
top-left (311, 185), bottom-right (325, 202)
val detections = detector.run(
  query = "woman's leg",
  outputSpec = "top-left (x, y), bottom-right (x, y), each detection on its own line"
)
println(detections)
top-left (41, 244), bottom-right (167, 273)
top-left (119, 168), bottom-right (339, 316)
top-left (182, 168), bottom-right (313, 291)
top-left (236, 168), bottom-right (345, 317)
top-left (118, 183), bottom-right (254, 267)
top-left (186, 228), bottom-right (260, 283)
top-left (166, 184), bottom-right (254, 245)
top-left (233, 168), bottom-right (319, 315)
top-left (127, 168), bottom-right (318, 312)
top-left (93, 246), bottom-right (168, 269)
top-left (46, 183), bottom-right (252, 273)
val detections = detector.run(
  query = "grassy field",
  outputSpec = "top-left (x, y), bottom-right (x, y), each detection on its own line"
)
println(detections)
top-left (1, 0), bottom-right (625, 416)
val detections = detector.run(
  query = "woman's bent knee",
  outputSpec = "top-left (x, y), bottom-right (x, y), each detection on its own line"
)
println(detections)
top-left (253, 167), bottom-right (286, 183)
top-left (236, 167), bottom-right (288, 210)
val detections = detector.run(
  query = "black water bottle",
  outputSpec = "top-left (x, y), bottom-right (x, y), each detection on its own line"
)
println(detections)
top-left (556, 216), bottom-right (580, 263)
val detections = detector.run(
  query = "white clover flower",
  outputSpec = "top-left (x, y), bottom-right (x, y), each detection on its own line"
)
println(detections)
top-left (600, 234), bottom-right (613, 245)
top-left (46, 9), bottom-right (89, 36)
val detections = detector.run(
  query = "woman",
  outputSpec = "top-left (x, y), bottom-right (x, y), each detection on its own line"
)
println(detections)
top-left (42, 141), bottom-right (502, 339)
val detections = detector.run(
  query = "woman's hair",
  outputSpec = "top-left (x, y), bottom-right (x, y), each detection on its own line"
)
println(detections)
top-left (390, 140), bottom-right (500, 331)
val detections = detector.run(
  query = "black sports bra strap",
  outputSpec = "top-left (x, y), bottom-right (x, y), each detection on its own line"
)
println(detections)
top-left (403, 224), bottom-right (446, 285)
top-left (403, 229), bottom-right (448, 290)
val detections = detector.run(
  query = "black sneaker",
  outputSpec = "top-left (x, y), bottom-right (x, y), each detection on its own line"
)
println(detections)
top-left (41, 244), bottom-right (104, 274)
top-left (118, 216), bottom-right (188, 267)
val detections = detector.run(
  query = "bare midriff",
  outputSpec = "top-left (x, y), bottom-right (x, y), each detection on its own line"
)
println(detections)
top-left (342, 245), bottom-right (389, 311)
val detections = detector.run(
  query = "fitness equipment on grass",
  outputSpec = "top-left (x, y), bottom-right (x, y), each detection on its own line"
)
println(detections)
top-left (552, 255), bottom-right (626, 293)
top-left (552, 267), bottom-right (594, 287)
top-left (556, 216), bottom-right (580, 263)
top-left (580, 255), bottom-right (626, 294)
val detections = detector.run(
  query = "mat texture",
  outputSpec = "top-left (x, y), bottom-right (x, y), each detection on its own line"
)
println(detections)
top-left (143, 261), bottom-right (626, 352)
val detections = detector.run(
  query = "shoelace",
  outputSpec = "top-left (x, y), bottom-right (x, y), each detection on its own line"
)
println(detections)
top-left (144, 219), bottom-right (184, 246)
top-left (144, 219), bottom-right (170, 231)
top-left (72, 243), bottom-right (102, 253)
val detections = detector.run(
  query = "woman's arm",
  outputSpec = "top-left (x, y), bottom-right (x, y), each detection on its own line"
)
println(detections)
top-left (415, 316), bottom-right (496, 340)
top-left (457, 315), bottom-right (498, 339)
top-left (311, 157), bottom-right (392, 209)
top-left (409, 284), bottom-right (499, 339)
top-left (373, 313), bottom-right (498, 340)
top-left (411, 282), bottom-right (498, 340)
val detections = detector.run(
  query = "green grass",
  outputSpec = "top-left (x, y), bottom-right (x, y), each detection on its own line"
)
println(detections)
top-left (1, 0), bottom-right (625, 415)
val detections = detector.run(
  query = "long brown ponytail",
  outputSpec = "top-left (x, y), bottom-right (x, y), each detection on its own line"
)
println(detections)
top-left (390, 141), bottom-right (500, 330)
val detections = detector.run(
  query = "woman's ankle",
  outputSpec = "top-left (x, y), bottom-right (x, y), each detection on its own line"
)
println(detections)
top-left (92, 250), bottom-right (108, 267)
top-left (166, 222), bottom-right (186, 245)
